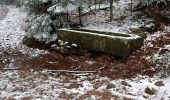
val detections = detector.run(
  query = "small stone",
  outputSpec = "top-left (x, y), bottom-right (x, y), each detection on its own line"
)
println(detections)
top-left (64, 41), bottom-right (69, 44)
top-left (143, 95), bottom-right (148, 99)
top-left (71, 43), bottom-right (78, 47)
top-left (58, 40), bottom-right (62, 43)
top-left (59, 47), bottom-right (70, 55)
top-left (51, 44), bottom-right (57, 48)
top-left (51, 44), bottom-right (58, 50)
top-left (121, 81), bottom-right (131, 87)
top-left (154, 81), bottom-right (164, 87)
top-left (86, 61), bottom-right (96, 65)
top-left (144, 87), bottom-right (157, 95)
top-left (106, 83), bottom-right (116, 89)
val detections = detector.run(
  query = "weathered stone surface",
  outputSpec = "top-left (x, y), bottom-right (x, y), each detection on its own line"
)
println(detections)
top-left (23, 36), bottom-right (51, 49)
top-left (57, 28), bottom-right (144, 57)
top-left (129, 28), bottom-right (147, 38)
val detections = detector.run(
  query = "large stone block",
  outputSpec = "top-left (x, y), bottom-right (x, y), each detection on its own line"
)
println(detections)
top-left (57, 28), bottom-right (144, 57)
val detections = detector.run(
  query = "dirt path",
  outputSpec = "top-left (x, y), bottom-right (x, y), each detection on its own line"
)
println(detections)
top-left (0, 5), bottom-right (8, 20)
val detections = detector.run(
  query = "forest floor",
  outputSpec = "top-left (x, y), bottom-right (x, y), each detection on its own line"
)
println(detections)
top-left (0, 3), bottom-right (170, 100)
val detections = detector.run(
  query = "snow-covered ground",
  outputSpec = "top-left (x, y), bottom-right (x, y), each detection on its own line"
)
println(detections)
top-left (0, 2), bottom-right (170, 100)
top-left (0, 5), bottom-right (48, 59)
top-left (0, 5), bottom-right (8, 20)
top-left (0, 70), bottom-right (170, 99)
top-left (83, 0), bottom-right (154, 33)
top-left (0, 6), bottom-right (26, 50)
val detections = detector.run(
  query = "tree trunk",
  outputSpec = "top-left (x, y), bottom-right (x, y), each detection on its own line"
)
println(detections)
top-left (66, 11), bottom-right (69, 23)
top-left (78, 7), bottom-right (83, 27)
top-left (110, 0), bottom-right (114, 22)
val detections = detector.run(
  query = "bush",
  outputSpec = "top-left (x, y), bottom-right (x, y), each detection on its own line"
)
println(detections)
top-left (26, 14), bottom-right (57, 43)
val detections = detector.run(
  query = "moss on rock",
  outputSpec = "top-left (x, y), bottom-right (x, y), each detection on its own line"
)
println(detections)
top-left (129, 28), bottom-right (147, 39)
top-left (57, 29), bottom-right (144, 57)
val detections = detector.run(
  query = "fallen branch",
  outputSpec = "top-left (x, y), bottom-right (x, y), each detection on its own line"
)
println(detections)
top-left (45, 70), bottom-right (97, 73)
top-left (0, 68), bottom-right (27, 71)
top-left (0, 68), bottom-right (97, 74)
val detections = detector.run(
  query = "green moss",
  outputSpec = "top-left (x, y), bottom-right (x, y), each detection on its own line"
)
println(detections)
top-left (129, 28), bottom-right (147, 39)
top-left (72, 28), bottom-right (131, 37)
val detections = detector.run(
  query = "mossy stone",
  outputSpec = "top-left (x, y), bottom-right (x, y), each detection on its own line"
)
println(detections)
top-left (57, 29), bottom-right (144, 57)
top-left (129, 28), bottom-right (147, 39)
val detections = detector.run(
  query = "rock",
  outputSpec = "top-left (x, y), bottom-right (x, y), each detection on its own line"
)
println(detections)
top-left (69, 47), bottom-right (87, 55)
top-left (129, 28), bottom-right (147, 38)
top-left (86, 61), bottom-right (96, 65)
top-left (154, 81), bottom-right (164, 87)
top-left (50, 44), bottom-right (60, 51)
top-left (71, 43), bottom-right (78, 48)
top-left (59, 47), bottom-right (70, 55)
top-left (106, 83), bottom-right (116, 89)
top-left (144, 87), bottom-right (157, 95)
top-left (57, 28), bottom-right (144, 57)
top-left (22, 36), bottom-right (51, 49)
top-left (121, 81), bottom-right (131, 87)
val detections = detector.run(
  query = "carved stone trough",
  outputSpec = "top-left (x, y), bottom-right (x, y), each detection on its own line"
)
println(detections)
top-left (57, 28), bottom-right (144, 57)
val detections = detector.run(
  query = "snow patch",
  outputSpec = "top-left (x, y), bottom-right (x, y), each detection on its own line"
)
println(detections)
top-left (0, 6), bottom-right (26, 50)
